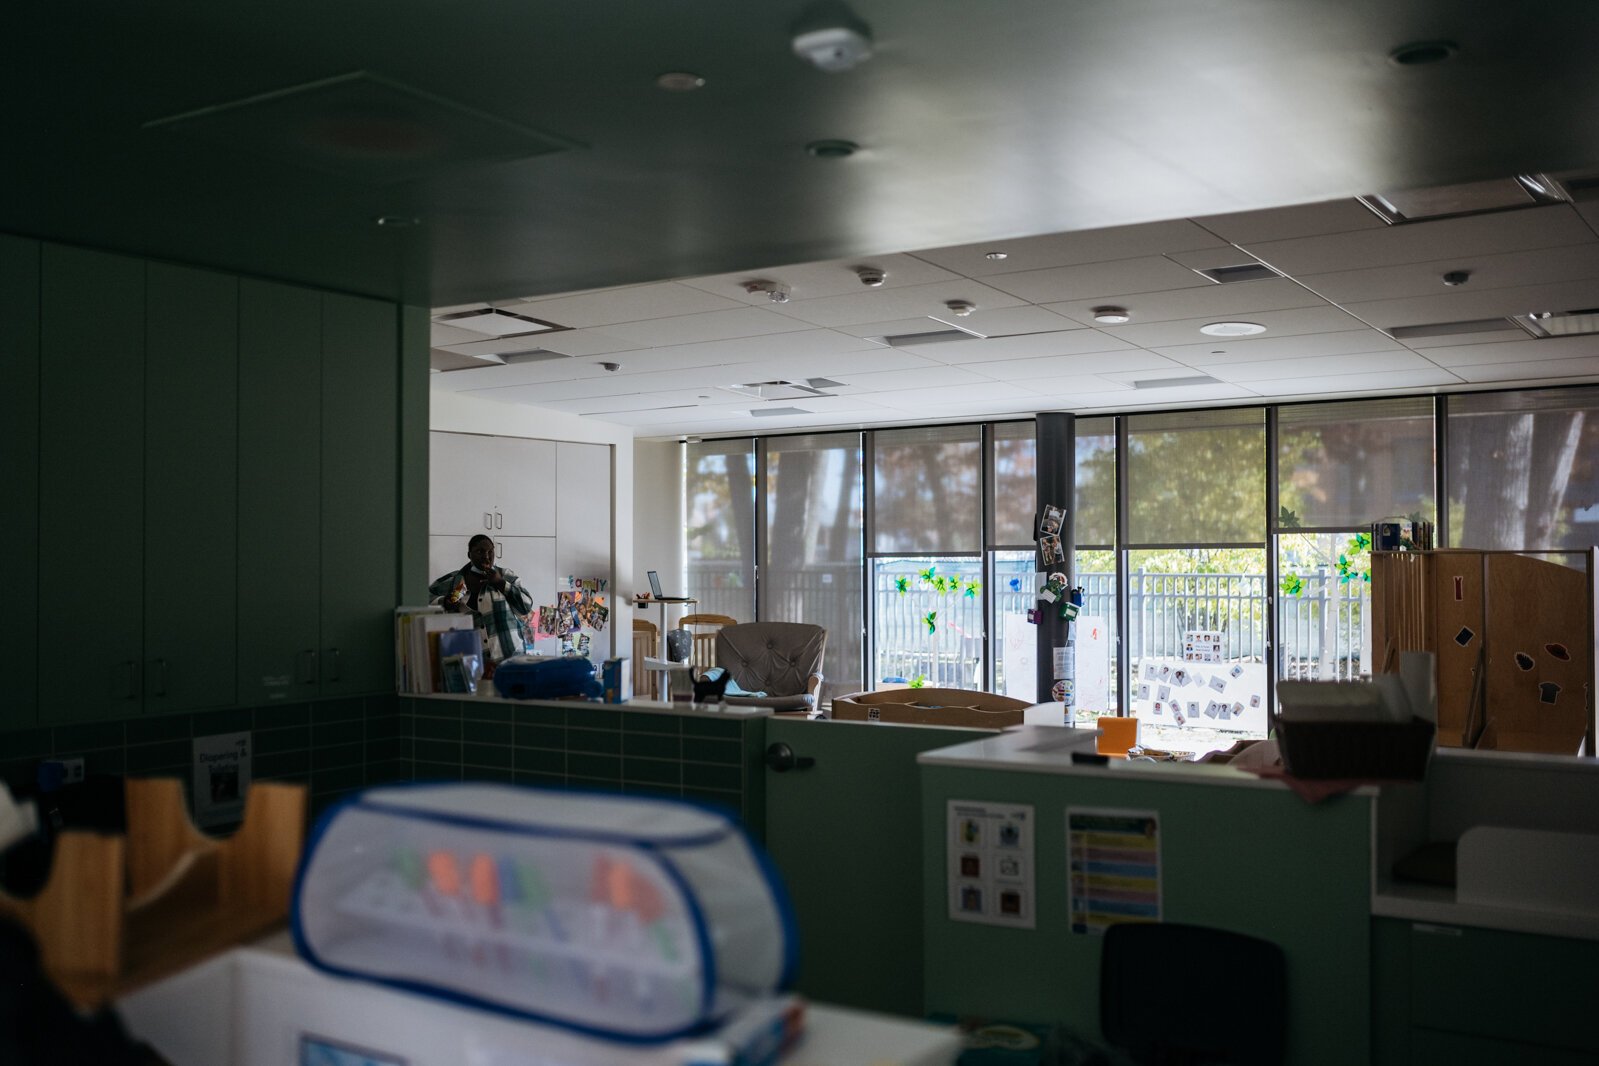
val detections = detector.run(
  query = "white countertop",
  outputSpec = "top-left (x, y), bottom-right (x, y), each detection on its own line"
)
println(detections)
top-left (917, 724), bottom-right (1378, 794)
top-left (404, 691), bottom-right (774, 719)
top-left (1373, 881), bottom-right (1599, 942)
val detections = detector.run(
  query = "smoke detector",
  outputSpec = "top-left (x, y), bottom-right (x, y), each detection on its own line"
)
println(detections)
top-left (944, 299), bottom-right (977, 317)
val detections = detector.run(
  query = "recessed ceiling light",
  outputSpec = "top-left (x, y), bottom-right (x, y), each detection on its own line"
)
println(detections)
top-left (1389, 40), bottom-right (1457, 66)
top-left (655, 71), bottom-right (706, 92)
top-left (805, 139), bottom-right (858, 158)
top-left (1199, 321), bottom-right (1267, 337)
top-left (1092, 306), bottom-right (1131, 325)
top-left (984, 251), bottom-right (1008, 261)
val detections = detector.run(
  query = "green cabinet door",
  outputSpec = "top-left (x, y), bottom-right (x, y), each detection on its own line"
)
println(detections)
top-left (319, 292), bottom-right (398, 696)
top-left (145, 264), bottom-right (238, 713)
top-left (39, 246), bottom-right (145, 722)
top-left (238, 280), bottom-right (322, 705)
top-left (0, 236), bottom-right (40, 730)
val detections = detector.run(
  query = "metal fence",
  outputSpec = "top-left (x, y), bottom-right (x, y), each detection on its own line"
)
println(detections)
top-left (691, 560), bottom-right (1370, 694)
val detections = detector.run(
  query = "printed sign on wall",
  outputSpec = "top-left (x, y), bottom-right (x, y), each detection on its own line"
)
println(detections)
top-left (1067, 806), bottom-right (1161, 936)
top-left (947, 800), bottom-right (1036, 929)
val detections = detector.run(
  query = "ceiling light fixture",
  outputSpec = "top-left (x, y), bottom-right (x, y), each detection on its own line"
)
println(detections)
top-left (654, 71), bottom-right (706, 92)
top-left (805, 139), bottom-right (858, 158)
top-left (1092, 306), bottom-right (1131, 324)
top-left (944, 299), bottom-right (976, 317)
top-left (1199, 321), bottom-right (1267, 337)
top-left (373, 215), bottom-right (419, 227)
top-left (1388, 40), bottom-right (1458, 66)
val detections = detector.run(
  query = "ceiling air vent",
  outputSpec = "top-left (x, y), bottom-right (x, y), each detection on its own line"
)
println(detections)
top-left (1514, 309), bottom-right (1599, 338)
top-left (1197, 263), bottom-right (1281, 284)
top-left (721, 380), bottom-right (836, 401)
top-left (750, 406), bottom-right (811, 418)
top-left (1133, 374), bottom-right (1220, 389)
top-left (434, 307), bottom-right (569, 338)
top-left (1386, 318), bottom-right (1520, 341)
top-left (1357, 174), bottom-right (1565, 224)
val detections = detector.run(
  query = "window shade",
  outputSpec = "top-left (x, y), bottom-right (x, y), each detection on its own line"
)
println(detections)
top-left (1447, 386), bottom-right (1599, 551)
top-left (1127, 408), bottom-right (1265, 545)
top-left (1075, 416), bottom-right (1117, 548)
top-left (991, 420), bottom-right (1037, 548)
top-left (1277, 398), bottom-right (1435, 530)
top-left (685, 439), bottom-right (755, 620)
top-left (872, 425), bottom-right (981, 553)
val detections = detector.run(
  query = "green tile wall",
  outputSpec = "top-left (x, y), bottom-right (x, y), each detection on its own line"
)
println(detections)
top-left (402, 697), bottom-right (766, 832)
top-left (0, 695), bottom-right (412, 823)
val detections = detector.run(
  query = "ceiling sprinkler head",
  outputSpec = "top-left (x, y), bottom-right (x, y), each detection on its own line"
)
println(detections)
top-left (743, 279), bottom-right (791, 303)
top-left (944, 299), bottom-right (976, 317)
top-left (1442, 270), bottom-right (1471, 286)
top-left (599, 361), bottom-right (622, 372)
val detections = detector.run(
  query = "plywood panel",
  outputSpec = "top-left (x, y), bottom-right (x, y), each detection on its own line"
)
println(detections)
top-left (1431, 552), bottom-right (1484, 748)
top-left (1483, 553), bottom-right (1588, 754)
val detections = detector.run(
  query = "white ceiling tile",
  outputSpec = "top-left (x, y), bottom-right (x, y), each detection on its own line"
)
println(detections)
top-left (730, 347), bottom-right (944, 381)
top-left (981, 255), bottom-right (1213, 304)
top-left (1398, 328), bottom-right (1530, 350)
top-left (1239, 367), bottom-right (1461, 397)
top-left (769, 279), bottom-right (1027, 328)
top-left (430, 322), bottom-right (483, 346)
top-left (938, 305), bottom-right (1086, 337)
top-left (538, 390), bottom-right (729, 416)
top-left (1298, 243), bottom-right (1599, 305)
top-left (535, 328), bottom-right (651, 357)
top-left (904, 329), bottom-right (1136, 363)
top-left (1044, 277), bottom-right (1326, 327)
top-left (827, 364), bottom-right (997, 394)
top-left (1086, 382), bottom-right (1260, 407)
top-left (587, 406), bottom-right (752, 428)
top-left (1241, 204), bottom-right (1590, 277)
top-left (596, 306), bottom-right (812, 346)
top-left (1341, 278), bottom-right (1599, 330)
top-left (427, 358), bottom-right (605, 392)
top-left (909, 219), bottom-right (1227, 277)
top-left (870, 381), bottom-right (1037, 409)
top-left (1101, 305), bottom-right (1367, 349)
top-left (1449, 355), bottom-right (1599, 384)
top-left (963, 349), bottom-right (1178, 380)
top-left (833, 316), bottom-right (956, 339)
top-left (596, 328), bottom-right (882, 373)
top-left (1419, 334), bottom-right (1599, 367)
top-left (1192, 198), bottom-right (1386, 245)
top-left (500, 282), bottom-right (748, 328)
top-left (676, 252), bottom-right (962, 303)
top-left (1153, 328), bottom-right (1406, 365)
top-left (1201, 349), bottom-right (1441, 382)
top-left (997, 375), bottom-right (1132, 397)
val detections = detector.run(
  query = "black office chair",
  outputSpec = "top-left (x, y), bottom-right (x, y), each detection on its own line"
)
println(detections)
top-left (1099, 922), bottom-right (1286, 1066)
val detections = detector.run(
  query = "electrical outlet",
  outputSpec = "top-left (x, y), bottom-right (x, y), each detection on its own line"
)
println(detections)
top-left (59, 757), bottom-right (85, 784)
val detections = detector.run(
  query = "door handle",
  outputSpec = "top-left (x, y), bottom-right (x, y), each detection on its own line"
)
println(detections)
top-left (495, 511), bottom-right (503, 529)
top-left (300, 649), bottom-right (319, 685)
top-left (764, 742), bottom-right (816, 773)
top-left (496, 540), bottom-right (504, 556)
top-left (484, 512), bottom-right (493, 530)
top-left (327, 648), bottom-right (342, 682)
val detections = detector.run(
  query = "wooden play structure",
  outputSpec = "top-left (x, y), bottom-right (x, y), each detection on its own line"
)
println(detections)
top-left (0, 777), bottom-right (306, 1007)
top-left (1371, 548), bottom-right (1597, 755)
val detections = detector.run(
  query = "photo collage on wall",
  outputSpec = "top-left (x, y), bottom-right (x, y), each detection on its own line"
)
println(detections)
top-left (535, 576), bottom-right (610, 657)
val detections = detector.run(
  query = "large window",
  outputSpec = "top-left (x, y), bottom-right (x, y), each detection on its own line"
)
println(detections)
top-left (764, 433), bottom-right (863, 701)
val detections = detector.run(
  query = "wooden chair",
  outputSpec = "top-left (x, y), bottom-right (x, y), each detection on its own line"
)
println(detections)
top-left (632, 618), bottom-right (658, 698)
top-left (679, 613), bottom-right (737, 674)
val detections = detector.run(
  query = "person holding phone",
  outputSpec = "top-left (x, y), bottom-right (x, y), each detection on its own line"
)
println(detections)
top-left (429, 534), bottom-right (535, 668)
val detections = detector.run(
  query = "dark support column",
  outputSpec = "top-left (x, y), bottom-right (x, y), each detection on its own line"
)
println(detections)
top-left (1035, 412), bottom-right (1076, 706)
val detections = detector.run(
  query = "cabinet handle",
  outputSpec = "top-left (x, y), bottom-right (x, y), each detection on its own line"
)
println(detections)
top-left (496, 540), bottom-right (504, 557)
top-left (328, 648), bottom-right (342, 682)
top-left (153, 658), bottom-right (169, 698)
top-left (495, 511), bottom-right (503, 529)
top-left (484, 512), bottom-right (493, 530)
top-left (300, 649), bottom-right (319, 685)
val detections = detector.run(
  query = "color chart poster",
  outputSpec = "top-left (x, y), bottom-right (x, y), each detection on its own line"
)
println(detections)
top-left (947, 800), bottom-right (1035, 928)
top-left (1066, 807), bottom-right (1161, 935)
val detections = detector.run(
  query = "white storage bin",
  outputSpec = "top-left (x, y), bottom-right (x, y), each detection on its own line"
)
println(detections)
top-left (291, 783), bottom-right (796, 1041)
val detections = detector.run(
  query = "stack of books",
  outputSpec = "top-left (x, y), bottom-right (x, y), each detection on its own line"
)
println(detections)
top-left (394, 607), bottom-right (479, 694)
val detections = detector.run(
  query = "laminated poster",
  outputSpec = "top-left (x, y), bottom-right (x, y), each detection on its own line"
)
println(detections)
top-left (947, 800), bottom-right (1035, 929)
top-left (1067, 807), bottom-right (1161, 936)
top-left (192, 731), bottom-right (251, 829)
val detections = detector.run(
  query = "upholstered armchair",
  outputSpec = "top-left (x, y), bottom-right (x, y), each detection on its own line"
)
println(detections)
top-left (714, 622), bottom-right (827, 712)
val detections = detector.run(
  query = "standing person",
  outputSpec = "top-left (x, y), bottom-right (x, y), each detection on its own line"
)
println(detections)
top-left (429, 534), bottom-right (535, 671)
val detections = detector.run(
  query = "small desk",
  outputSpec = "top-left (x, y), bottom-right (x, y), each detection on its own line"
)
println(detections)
top-left (632, 595), bottom-right (697, 659)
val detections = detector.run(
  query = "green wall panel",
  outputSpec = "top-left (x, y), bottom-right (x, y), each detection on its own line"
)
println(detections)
top-left (39, 245), bottom-right (144, 722)
top-left (0, 235), bottom-right (39, 729)
top-left (921, 765), bottom-right (1372, 1065)
top-left (763, 718), bottom-right (982, 1018)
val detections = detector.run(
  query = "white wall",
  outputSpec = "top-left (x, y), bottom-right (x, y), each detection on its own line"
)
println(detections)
top-left (429, 391), bottom-right (636, 606)
top-left (632, 440), bottom-right (683, 598)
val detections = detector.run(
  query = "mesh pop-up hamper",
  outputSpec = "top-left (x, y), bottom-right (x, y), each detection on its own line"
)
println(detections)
top-left (291, 783), bottom-right (796, 1042)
